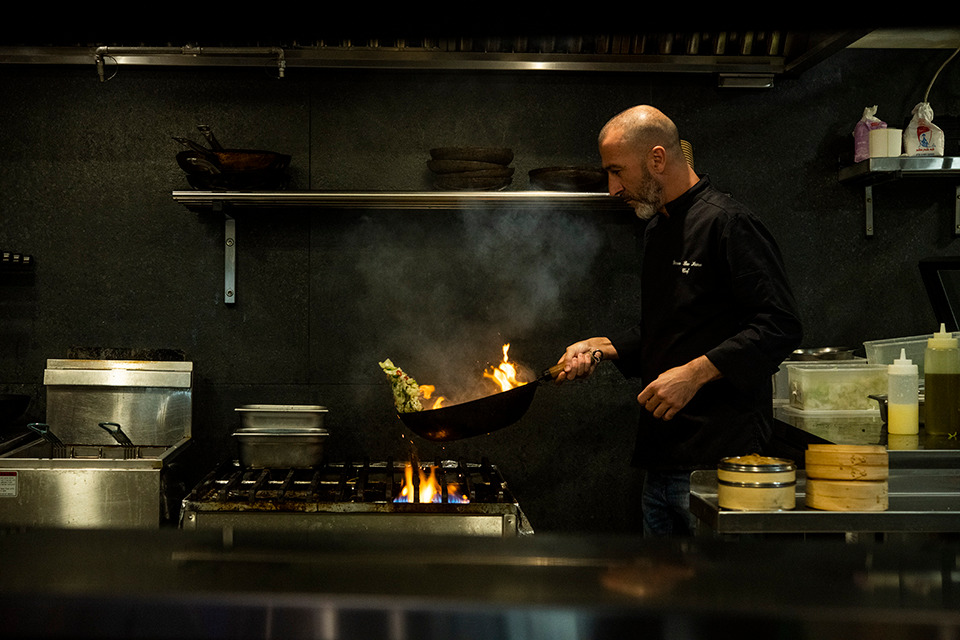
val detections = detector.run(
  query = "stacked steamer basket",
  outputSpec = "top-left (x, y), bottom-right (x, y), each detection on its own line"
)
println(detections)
top-left (717, 454), bottom-right (797, 511)
top-left (804, 444), bottom-right (889, 511)
top-left (427, 147), bottom-right (514, 190)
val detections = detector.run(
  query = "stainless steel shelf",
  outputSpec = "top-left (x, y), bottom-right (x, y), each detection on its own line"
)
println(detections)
top-left (690, 468), bottom-right (960, 537)
top-left (838, 155), bottom-right (960, 181)
top-left (174, 190), bottom-right (630, 304)
top-left (172, 190), bottom-right (629, 212)
top-left (838, 156), bottom-right (960, 237)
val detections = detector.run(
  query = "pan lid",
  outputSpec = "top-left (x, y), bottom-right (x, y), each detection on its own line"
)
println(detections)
top-left (235, 404), bottom-right (327, 413)
top-left (718, 454), bottom-right (796, 473)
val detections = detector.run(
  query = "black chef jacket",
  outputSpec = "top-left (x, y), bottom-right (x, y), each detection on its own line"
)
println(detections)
top-left (609, 176), bottom-right (802, 471)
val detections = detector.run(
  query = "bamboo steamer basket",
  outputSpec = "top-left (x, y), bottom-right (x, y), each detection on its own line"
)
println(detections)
top-left (804, 444), bottom-right (889, 511)
top-left (805, 444), bottom-right (888, 481)
top-left (717, 454), bottom-right (796, 511)
top-left (805, 478), bottom-right (889, 511)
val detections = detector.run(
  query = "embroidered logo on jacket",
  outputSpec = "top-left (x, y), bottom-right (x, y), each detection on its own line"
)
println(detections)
top-left (673, 259), bottom-right (702, 275)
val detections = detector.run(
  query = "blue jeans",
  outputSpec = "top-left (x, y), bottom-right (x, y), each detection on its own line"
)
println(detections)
top-left (641, 470), bottom-right (698, 537)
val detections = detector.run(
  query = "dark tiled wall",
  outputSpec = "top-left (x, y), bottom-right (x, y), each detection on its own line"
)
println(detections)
top-left (1, 48), bottom-right (958, 533)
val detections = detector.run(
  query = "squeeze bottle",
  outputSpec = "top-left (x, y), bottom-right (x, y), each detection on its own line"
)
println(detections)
top-left (923, 324), bottom-right (960, 436)
top-left (887, 348), bottom-right (919, 435)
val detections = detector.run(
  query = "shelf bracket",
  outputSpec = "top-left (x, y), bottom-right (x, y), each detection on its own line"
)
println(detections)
top-left (864, 185), bottom-right (874, 237)
top-left (955, 185), bottom-right (960, 237)
top-left (224, 216), bottom-right (236, 304)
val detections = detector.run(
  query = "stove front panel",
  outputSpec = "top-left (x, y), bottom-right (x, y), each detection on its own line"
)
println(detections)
top-left (181, 508), bottom-right (523, 537)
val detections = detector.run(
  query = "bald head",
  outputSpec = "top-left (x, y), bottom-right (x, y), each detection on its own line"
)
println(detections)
top-left (598, 105), bottom-right (697, 212)
top-left (598, 105), bottom-right (684, 165)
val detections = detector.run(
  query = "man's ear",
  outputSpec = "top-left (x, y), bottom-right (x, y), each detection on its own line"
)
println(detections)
top-left (648, 145), bottom-right (667, 174)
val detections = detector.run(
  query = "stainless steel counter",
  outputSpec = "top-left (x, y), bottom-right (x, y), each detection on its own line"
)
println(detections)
top-left (690, 467), bottom-right (960, 536)
top-left (0, 528), bottom-right (959, 639)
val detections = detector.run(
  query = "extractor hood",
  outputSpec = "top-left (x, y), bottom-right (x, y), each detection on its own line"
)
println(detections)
top-left (0, 29), bottom-right (954, 87)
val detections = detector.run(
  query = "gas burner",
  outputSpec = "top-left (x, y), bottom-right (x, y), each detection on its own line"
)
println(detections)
top-left (180, 458), bottom-right (533, 537)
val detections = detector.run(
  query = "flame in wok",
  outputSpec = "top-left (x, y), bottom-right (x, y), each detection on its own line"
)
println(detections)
top-left (483, 343), bottom-right (526, 392)
top-left (402, 343), bottom-right (525, 413)
top-left (418, 384), bottom-right (446, 410)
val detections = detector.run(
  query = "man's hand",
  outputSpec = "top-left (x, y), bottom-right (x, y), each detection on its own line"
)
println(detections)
top-left (637, 355), bottom-right (721, 420)
top-left (556, 337), bottom-right (617, 382)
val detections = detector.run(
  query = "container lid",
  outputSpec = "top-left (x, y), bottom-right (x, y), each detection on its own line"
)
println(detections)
top-left (235, 404), bottom-right (328, 413)
top-left (718, 454), bottom-right (796, 473)
top-left (888, 348), bottom-right (918, 375)
top-left (927, 323), bottom-right (958, 349)
top-left (789, 347), bottom-right (856, 361)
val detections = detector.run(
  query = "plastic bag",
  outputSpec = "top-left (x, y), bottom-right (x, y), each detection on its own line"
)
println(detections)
top-left (853, 105), bottom-right (887, 162)
top-left (903, 102), bottom-right (944, 157)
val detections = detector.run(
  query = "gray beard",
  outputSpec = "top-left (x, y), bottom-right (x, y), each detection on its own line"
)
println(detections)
top-left (629, 177), bottom-right (664, 220)
top-left (632, 201), bottom-right (659, 220)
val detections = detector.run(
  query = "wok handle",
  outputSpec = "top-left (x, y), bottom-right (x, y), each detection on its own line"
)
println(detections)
top-left (197, 124), bottom-right (224, 151)
top-left (539, 363), bottom-right (567, 381)
top-left (539, 350), bottom-right (602, 381)
top-left (172, 136), bottom-right (212, 155)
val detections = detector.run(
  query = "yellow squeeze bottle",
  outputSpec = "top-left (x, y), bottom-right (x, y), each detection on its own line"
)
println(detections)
top-left (887, 348), bottom-right (919, 435)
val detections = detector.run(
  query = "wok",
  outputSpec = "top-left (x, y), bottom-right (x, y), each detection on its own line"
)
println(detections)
top-left (398, 363), bottom-right (565, 442)
top-left (173, 136), bottom-right (291, 174)
top-left (173, 125), bottom-right (290, 191)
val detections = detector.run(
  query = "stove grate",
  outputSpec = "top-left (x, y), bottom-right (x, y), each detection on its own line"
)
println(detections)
top-left (187, 458), bottom-right (516, 508)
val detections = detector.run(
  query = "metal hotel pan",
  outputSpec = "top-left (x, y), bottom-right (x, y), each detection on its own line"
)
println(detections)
top-left (398, 363), bottom-right (564, 442)
top-left (233, 428), bottom-right (329, 468)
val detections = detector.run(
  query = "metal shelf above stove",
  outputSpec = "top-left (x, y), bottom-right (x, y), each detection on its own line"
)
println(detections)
top-left (173, 190), bottom-right (631, 305)
top-left (172, 189), bottom-right (629, 212)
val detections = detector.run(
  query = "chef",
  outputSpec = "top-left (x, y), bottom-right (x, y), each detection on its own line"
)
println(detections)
top-left (557, 105), bottom-right (803, 536)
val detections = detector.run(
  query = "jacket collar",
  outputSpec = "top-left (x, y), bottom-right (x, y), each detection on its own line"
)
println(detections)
top-left (662, 174), bottom-right (709, 218)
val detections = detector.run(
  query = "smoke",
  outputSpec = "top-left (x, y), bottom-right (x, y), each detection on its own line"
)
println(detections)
top-left (457, 208), bottom-right (604, 333)
top-left (352, 207), bottom-right (606, 401)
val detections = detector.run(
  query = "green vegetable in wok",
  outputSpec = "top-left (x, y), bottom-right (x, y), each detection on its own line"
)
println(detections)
top-left (379, 359), bottom-right (424, 413)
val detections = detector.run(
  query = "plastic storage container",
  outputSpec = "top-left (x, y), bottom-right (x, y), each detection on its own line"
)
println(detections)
top-left (787, 363), bottom-right (888, 410)
top-left (923, 324), bottom-right (960, 436)
top-left (774, 406), bottom-right (882, 444)
top-left (886, 349), bottom-right (919, 435)
top-left (863, 332), bottom-right (960, 380)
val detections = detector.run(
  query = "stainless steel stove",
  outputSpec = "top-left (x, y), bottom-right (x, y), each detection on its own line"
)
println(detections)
top-left (180, 458), bottom-right (534, 537)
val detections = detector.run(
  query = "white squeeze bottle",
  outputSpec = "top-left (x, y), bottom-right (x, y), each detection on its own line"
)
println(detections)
top-left (887, 348), bottom-right (919, 435)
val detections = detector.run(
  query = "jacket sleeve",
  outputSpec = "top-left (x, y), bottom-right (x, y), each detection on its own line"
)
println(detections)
top-left (609, 325), bottom-right (644, 379)
top-left (704, 214), bottom-right (803, 395)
